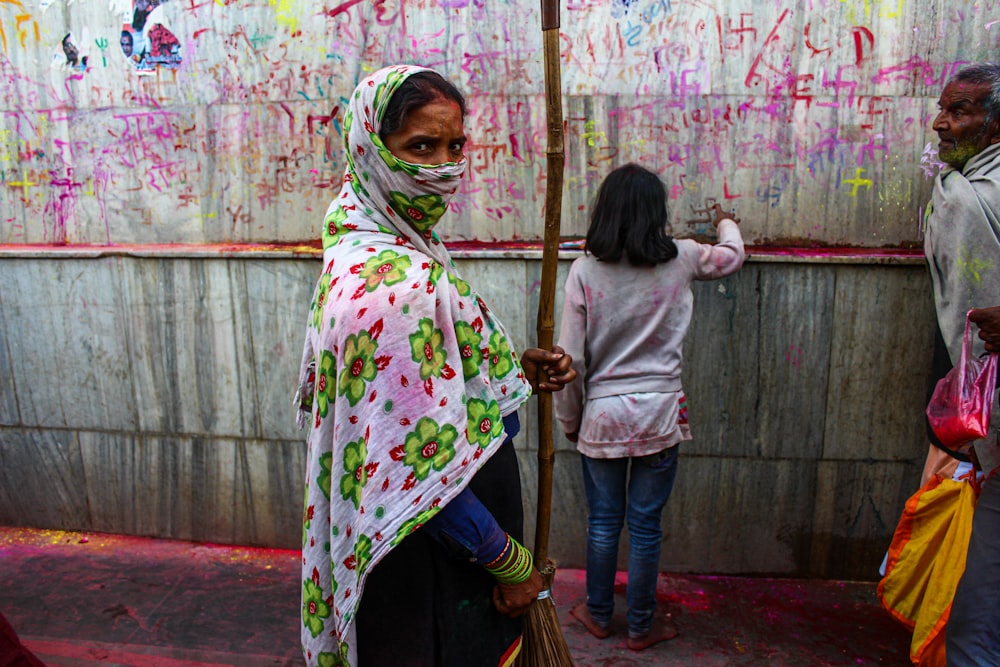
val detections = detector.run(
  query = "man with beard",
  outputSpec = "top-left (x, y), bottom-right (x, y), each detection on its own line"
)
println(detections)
top-left (923, 63), bottom-right (1000, 666)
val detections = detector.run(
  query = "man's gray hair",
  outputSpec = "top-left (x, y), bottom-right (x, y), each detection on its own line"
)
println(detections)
top-left (951, 63), bottom-right (1000, 125)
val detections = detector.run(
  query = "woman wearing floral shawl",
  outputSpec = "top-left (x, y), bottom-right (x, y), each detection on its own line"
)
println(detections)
top-left (296, 64), bottom-right (575, 667)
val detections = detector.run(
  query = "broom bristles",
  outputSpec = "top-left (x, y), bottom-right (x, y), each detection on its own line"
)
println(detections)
top-left (515, 559), bottom-right (575, 667)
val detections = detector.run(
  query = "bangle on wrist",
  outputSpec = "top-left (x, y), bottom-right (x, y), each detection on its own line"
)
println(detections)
top-left (485, 534), bottom-right (534, 584)
top-left (482, 534), bottom-right (512, 570)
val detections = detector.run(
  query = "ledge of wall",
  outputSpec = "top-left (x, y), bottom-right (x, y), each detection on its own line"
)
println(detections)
top-left (0, 243), bottom-right (927, 265)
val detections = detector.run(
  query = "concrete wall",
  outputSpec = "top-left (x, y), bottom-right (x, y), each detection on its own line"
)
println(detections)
top-left (0, 249), bottom-right (934, 580)
top-left (1, 1), bottom-right (997, 249)
top-left (0, 0), bottom-right (975, 582)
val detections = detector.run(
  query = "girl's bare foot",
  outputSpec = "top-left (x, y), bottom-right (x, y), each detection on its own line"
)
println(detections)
top-left (570, 602), bottom-right (611, 639)
top-left (627, 614), bottom-right (678, 651)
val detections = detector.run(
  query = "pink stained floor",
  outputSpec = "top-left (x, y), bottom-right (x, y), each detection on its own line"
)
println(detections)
top-left (0, 526), bottom-right (910, 666)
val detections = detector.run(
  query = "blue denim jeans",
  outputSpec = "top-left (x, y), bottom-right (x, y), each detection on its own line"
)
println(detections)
top-left (946, 473), bottom-right (1000, 666)
top-left (580, 446), bottom-right (680, 637)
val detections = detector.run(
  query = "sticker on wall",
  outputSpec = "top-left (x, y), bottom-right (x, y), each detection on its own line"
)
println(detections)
top-left (121, 0), bottom-right (182, 72)
top-left (50, 28), bottom-right (91, 86)
top-left (61, 32), bottom-right (89, 70)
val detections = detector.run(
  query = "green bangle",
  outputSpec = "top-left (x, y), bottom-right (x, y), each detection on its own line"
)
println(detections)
top-left (486, 536), bottom-right (534, 584)
top-left (483, 534), bottom-right (512, 570)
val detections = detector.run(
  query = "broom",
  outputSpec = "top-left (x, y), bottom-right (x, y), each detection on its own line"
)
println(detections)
top-left (516, 0), bottom-right (574, 664)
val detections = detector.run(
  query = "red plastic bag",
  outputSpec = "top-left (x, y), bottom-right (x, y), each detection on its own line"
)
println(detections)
top-left (926, 312), bottom-right (999, 451)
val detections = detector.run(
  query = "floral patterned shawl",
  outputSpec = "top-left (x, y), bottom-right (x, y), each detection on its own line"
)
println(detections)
top-left (295, 64), bottom-right (532, 667)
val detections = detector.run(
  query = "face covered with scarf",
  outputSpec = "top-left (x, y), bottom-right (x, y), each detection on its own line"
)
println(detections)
top-left (322, 64), bottom-right (469, 264)
top-left (296, 65), bottom-right (532, 667)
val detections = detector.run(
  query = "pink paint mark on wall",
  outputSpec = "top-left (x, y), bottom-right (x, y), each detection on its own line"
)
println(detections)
top-left (785, 344), bottom-right (804, 369)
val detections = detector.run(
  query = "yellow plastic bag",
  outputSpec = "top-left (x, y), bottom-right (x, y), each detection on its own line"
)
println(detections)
top-left (877, 473), bottom-right (979, 666)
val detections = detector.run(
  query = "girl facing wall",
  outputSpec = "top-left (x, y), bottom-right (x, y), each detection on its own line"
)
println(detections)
top-left (554, 162), bottom-right (745, 650)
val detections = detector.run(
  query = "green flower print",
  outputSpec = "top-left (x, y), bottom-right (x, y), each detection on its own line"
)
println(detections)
top-left (339, 436), bottom-right (368, 509)
top-left (448, 271), bottom-right (472, 296)
top-left (302, 578), bottom-right (331, 639)
top-left (353, 534), bottom-right (373, 577)
top-left (409, 318), bottom-right (448, 380)
top-left (298, 362), bottom-right (316, 414)
top-left (454, 321), bottom-right (483, 380)
top-left (391, 505), bottom-right (443, 546)
top-left (323, 207), bottom-right (354, 247)
top-left (317, 452), bottom-right (333, 501)
top-left (388, 191), bottom-right (447, 235)
top-left (373, 69), bottom-right (407, 117)
top-left (377, 145), bottom-right (421, 177)
top-left (349, 170), bottom-right (363, 196)
top-left (428, 262), bottom-right (444, 289)
top-left (316, 350), bottom-right (337, 418)
top-left (339, 330), bottom-right (379, 406)
top-left (403, 417), bottom-right (458, 480)
top-left (359, 249), bottom-right (411, 292)
top-left (310, 273), bottom-right (333, 330)
top-left (466, 398), bottom-right (503, 449)
top-left (301, 485), bottom-right (312, 548)
top-left (487, 331), bottom-right (515, 379)
top-left (316, 645), bottom-right (350, 667)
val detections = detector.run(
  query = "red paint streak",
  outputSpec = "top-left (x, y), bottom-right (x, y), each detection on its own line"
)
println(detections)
top-left (0, 242), bottom-right (322, 256)
top-left (279, 102), bottom-right (295, 135)
top-left (722, 177), bottom-right (742, 200)
top-left (747, 245), bottom-right (924, 260)
top-left (803, 23), bottom-right (832, 58)
top-left (715, 15), bottom-right (724, 62)
top-left (325, 0), bottom-right (366, 18)
top-left (852, 26), bottom-right (875, 66)
top-left (0, 242), bottom-right (926, 263)
top-left (447, 241), bottom-right (925, 260)
top-left (745, 9), bottom-right (791, 89)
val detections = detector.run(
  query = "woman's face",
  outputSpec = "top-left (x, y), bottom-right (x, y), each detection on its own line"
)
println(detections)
top-left (382, 97), bottom-right (466, 166)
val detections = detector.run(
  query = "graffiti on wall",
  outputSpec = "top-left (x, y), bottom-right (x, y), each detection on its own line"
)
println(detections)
top-left (0, 0), bottom-right (998, 247)
top-left (120, 0), bottom-right (183, 72)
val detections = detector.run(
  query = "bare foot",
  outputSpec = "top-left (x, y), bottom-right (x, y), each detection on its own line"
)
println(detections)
top-left (570, 601), bottom-right (611, 639)
top-left (627, 614), bottom-right (678, 651)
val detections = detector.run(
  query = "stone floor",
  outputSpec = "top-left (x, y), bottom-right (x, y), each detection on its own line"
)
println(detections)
top-left (0, 526), bottom-right (911, 666)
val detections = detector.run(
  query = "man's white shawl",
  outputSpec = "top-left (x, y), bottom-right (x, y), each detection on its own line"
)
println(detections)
top-left (924, 142), bottom-right (1000, 363)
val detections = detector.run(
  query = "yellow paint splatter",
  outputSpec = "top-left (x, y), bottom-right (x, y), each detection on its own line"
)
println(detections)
top-left (842, 167), bottom-right (873, 197)
top-left (958, 247), bottom-right (991, 285)
top-left (839, 0), bottom-right (906, 22)
top-left (581, 119), bottom-right (607, 148)
top-left (269, 0), bottom-right (299, 34)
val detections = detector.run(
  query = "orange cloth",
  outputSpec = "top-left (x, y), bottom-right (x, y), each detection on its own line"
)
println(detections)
top-left (878, 473), bottom-right (979, 666)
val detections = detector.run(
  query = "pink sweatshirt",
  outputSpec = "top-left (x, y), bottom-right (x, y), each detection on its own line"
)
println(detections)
top-left (554, 219), bottom-right (745, 458)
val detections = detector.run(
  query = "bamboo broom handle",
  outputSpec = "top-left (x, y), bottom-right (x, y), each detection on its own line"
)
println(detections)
top-left (533, 0), bottom-right (564, 566)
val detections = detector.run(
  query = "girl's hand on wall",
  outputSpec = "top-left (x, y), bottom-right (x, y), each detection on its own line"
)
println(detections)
top-left (710, 203), bottom-right (740, 227)
top-left (520, 346), bottom-right (576, 393)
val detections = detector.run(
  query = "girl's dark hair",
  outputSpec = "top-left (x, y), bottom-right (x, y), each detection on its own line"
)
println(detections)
top-left (379, 71), bottom-right (467, 139)
top-left (586, 163), bottom-right (678, 266)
